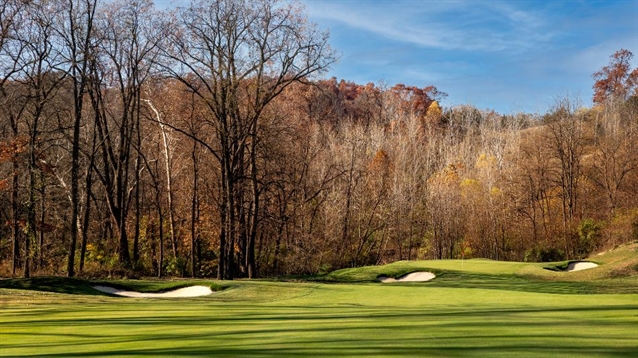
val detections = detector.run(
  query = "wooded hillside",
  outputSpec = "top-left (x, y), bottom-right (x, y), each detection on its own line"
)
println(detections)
top-left (1, 0), bottom-right (637, 279)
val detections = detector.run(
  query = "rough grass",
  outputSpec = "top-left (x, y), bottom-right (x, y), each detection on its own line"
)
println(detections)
top-left (1, 243), bottom-right (637, 357)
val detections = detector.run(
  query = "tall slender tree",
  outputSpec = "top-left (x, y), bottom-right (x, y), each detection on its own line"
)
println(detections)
top-left (90, 0), bottom-right (163, 267)
top-left (54, 0), bottom-right (98, 277)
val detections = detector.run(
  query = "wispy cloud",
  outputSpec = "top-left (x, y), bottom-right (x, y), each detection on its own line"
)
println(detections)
top-left (305, 0), bottom-right (554, 52)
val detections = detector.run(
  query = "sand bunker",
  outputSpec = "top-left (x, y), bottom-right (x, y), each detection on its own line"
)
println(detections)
top-left (566, 262), bottom-right (599, 272)
top-left (378, 271), bottom-right (435, 283)
top-left (93, 285), bottom-right (213, 298)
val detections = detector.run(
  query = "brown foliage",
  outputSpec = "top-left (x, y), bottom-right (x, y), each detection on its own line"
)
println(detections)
top-left (593, 49), bottom-right (638, 104)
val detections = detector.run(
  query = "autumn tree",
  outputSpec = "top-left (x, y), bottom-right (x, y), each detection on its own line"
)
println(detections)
top-left (542, 99), bottom-right (587, 257)
top-left (383, 84), bottom-right (446, 129)
top-left (588, 102), bottom-right (638, 217)
top-left (86, 0), bottom-right (164, 269)
top-left (386, 111), bottom-right (436, 261)
top-left (593, 49), bottom-right (638, 104)
top-left (427, 162), bottom-right (465, 259)
top-left (6, 0), bottom-right (68, 278)
top-left (583, 100), bottom-right (638, 249)
top-left (50, 0), bottom-right (98, 277)
top-left (515, 127), bottom-right (556, 248)
top-left (0, 0), bottom-right (28, 276)
top-left (160, 0), bottom-right (335, 279)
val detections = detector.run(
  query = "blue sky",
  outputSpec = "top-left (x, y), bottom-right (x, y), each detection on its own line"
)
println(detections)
top-left (156, 0), bottom-right (638, 114)
top-left (301, 0), bottom-right (638, 114)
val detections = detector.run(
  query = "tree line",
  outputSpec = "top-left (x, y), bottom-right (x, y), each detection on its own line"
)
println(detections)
top-left (1, 0), bottom-right (637, 279)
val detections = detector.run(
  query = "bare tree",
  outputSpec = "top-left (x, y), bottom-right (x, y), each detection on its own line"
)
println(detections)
top-left (0, 0), bottom-right (28, 276)
top-left (588, 99), bottom-right (638, 223)
top-left (6, 0), bottom-right (67, 278)
top-left (51, 0), bottom-right (98, 277)
top-left (160, 0), bottom-right (335, 279)
top-left (543, 98), bottom-right (586, 256)
top-left (87, 0), bottom-right (163, 268)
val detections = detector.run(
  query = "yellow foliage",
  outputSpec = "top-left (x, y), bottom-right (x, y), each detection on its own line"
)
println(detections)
top-left (427, 101), bottom-right (441, 116)
top-left (460, 178), bottom-right (482, 199)
top-left (475, 153), bottom-right (496, 169)
top-left (460, 178), bottom-right (480, 188)
top-left (423, 101), bottom-right (442, 127)
top-left (443, 163), bottom-right (461, 183)
top-left (429, 163), bottom-right (462, 186)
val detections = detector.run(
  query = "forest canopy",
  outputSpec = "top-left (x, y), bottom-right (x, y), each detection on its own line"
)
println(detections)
top-left (1, 0), bottom-right (637, 279)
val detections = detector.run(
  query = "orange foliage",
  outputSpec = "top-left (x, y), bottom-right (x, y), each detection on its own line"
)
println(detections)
top-left (592, 49), bottom-right (638, 103)
top-left (388, 84), bottom-right (446, 119)
top-left (0, 179), bottom-right (8, 192)
top-left (368, 149), bottom-right (391, 173)
top-left (0, 136), bottom-right (28, 162)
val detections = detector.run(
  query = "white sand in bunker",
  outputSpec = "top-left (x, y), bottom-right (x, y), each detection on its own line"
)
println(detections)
top-left (93, 285), bottom-right (213, 298)
top-left (566, 262), bottom-right (599, 272)
top-left (378, 272), bottom-right (435, 283)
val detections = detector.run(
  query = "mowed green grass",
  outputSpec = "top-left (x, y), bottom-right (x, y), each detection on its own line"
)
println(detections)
top-left (1, 244), bottom-right (637, 357)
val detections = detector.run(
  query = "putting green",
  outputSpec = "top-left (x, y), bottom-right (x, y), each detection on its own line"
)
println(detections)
top-left (1, 244), bottom-right (637, 357)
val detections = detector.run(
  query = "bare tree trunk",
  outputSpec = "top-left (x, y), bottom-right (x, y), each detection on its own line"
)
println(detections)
top-left (11, 157), bottom-right (20, 277)
top-left (190, 140), bottom-right (199, 277)
top-left (38, 185), bottom-right (45, 270)
top-left (145, 99), bottom-right (177, 261)
top-left (340, 146), bottom-right (356, 264)
top-left (66, 0), bottom-right (97, 278)
top-left (10, 111), bottom-right (20, 276)
top-left (24, 145), bottom-right (35, 278)
top-left (133, 162), bottom-right (141, 265)
top-left (225, 165), bottom-right (236, 280)
top-left (25, 96), bottom-right (47, 278)
top-left (157, 199), bottom-right (164, 278)
top-left (133, 111), bottom-right (142, 266)
top-left (79, 165), bottom-right (92, 273)
top-left (246, 117), bottom-right (261, 278)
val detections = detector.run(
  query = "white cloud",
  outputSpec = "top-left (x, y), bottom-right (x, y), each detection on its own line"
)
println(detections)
top-left (304, 0), bottom-right (555, 52)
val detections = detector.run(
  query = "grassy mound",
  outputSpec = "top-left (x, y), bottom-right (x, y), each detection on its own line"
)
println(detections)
top-left (319, 242), bottom-right (638, 294)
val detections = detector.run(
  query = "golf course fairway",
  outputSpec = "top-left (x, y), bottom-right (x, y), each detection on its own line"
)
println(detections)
top-left (2, 244), bottom-right (637, 357)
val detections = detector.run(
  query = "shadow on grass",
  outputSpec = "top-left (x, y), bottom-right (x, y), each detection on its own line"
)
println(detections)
top-left (0, 276), bottom-right (102, 295)
top-left (4, 303), bottom-right (637, 326)
top-left (21, 345), bottom-right (638, 357)
top-left (2, 303), bottom-right (637, 357)
top-left (423, 271), bottom-right (638, 294)
top-left (0, 276), bottom-right (227, 296)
